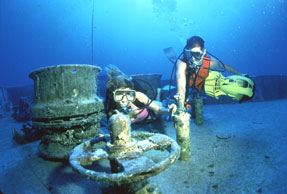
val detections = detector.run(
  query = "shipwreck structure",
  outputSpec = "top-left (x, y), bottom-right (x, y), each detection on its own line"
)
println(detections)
top-left (29, 64), bottom-right (104, 159)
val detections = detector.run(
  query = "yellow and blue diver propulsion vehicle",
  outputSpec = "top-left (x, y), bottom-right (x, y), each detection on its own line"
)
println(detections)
top-left (204, 71), bottom-right (255, 103)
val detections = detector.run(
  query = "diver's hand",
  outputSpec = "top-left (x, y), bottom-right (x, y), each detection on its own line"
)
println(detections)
top-left (168, 104), bottom-right (177, 116)
top-left (174, 93), bottom-right (185, 113)
top-left (241, 73), bottom-right (249, 77)
top-left (174, 93), bottom-right (184, 106)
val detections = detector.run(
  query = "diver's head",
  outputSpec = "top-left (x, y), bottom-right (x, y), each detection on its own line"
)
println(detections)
top-left (113, 87), bottom-right (136, 112)
top-left (186, 36), bottom-right (205, 50)
top-left (184, 36), bottom-right (206, 68)
top-left (109, 78), bottom-right (134, 110)
top-left (105, 64), bottom-right (135, 112)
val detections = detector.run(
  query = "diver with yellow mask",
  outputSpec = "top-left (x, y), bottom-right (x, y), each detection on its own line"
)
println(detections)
top-left (105, 65), bottom-right (177, 124)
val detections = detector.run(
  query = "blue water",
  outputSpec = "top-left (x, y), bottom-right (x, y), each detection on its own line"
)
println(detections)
top-left (0, 0), bottom-right (286, 87)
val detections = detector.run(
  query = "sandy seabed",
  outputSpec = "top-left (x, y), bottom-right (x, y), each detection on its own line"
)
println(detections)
top-left (0, 99), bottom-right (286, 194)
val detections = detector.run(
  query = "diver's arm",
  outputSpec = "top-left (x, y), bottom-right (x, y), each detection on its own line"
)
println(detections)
top-left (148, 101), bottom-right (177, 115)
top-left (210, 60), bottom-right (241, 75)
top-left (135, 91), bottom-right (159, 113)
top-left (176, 60), bottom-right (187, 106)
top-left (224, 64), bottom-right (241, 75)
top-left (136, 92), bottom-right (176, 115)
top-left (149, 102), bottom-right (169, 115)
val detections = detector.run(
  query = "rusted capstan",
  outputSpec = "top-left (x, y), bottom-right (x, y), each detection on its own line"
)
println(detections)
top-left (29, 64), bottom-right (104, 159)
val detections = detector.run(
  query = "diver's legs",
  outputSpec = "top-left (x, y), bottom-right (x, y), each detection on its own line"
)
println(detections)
top-left (194, 97), bottom-right (203, 125)
top-left (191, 92), bottom-right (203, 125)
top-left (191, 99), bottom-right (196, 118)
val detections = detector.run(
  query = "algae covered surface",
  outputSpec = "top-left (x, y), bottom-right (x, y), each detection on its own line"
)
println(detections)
top-left (0, 100), bottom-right (287, 193)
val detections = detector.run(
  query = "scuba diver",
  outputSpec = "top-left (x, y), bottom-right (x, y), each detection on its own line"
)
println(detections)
top-left (174, 35), bottom-right (255, 124)
top-left (105, 65), bottom-right (177, 124)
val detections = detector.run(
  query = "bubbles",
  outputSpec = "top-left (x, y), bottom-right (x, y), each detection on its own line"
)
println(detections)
top-left (151, 0), bottom-right (199, 44)
top-left (152, 0), bottom-right (177, 14)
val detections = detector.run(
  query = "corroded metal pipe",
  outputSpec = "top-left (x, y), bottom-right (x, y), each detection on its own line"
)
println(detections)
top-left (108, 110), bottom-right (131, 146)
top-left (174, 112), bottom-right (191, 161)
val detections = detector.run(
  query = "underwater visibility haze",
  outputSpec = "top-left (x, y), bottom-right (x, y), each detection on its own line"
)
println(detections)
top-left (1, 1), bottom-right (287, 194)
top-left (0, 0), bottom-right (286, 87)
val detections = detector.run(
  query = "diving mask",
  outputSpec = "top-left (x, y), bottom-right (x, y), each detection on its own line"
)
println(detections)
top-left (113, 89), bottom-right (137, 102)
top-left (184, 48), bottom-right (206, 68)
top-left (184, 49), bottom-right (204, 60)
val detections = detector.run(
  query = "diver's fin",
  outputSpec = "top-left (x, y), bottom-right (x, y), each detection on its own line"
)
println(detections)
top-left (163, 47), bottom-right (177, 64)
top-left (161, 85), bottom-right (175, 91)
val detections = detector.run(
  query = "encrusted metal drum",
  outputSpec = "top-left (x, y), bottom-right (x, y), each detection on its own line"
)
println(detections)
top-left (29, 64), bottom-right (104, 159)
